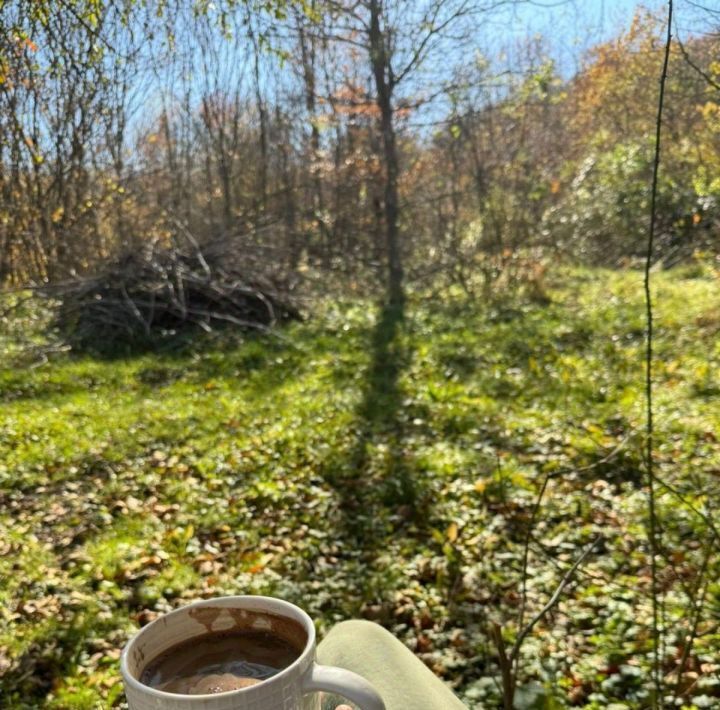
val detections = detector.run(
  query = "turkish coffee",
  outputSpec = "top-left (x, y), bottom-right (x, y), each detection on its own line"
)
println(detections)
top-left (140, 628), bottom-right (303, 695)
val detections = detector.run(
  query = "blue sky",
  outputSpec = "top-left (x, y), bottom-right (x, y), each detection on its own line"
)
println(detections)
top-left (488, 1), bottom-right (665, 74)
top-left (132, 0), bottom-right (700, 137)
top-left (497, 0), bottom-right (711, 74)
top-left (509, 0), bottom-right (657, 37)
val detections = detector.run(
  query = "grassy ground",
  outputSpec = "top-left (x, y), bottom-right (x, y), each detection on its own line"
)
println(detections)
top-left (1, 265), bottom-right (720, 709)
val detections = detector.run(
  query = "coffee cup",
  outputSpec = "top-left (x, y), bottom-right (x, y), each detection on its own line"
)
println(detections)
top-left (121, 595), bottom-right (386, 710)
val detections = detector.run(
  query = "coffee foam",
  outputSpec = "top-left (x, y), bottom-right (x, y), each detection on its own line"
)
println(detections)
top-left (158, 672), bottom-right (262, 695)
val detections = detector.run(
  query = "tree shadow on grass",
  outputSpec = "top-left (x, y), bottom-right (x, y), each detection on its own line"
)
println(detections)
top-left (322, 299), bottom-right (429, 559)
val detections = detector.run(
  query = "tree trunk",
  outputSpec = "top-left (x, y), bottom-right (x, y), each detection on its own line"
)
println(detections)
top-left (248, 17), bottom-right (268, 219)
top-left (368, 0), bottom-right (404, 306)
top-left (298, 9), bottom-right (329, 262)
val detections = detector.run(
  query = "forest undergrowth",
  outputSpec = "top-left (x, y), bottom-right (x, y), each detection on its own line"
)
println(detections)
top-left (1, 264), bottom-right (719, 709)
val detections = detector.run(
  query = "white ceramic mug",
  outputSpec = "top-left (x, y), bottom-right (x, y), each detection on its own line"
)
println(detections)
top-left (121, 595), bottom-right (386, 710)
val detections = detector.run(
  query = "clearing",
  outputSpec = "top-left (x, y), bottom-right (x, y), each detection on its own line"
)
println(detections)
top-left (1, 266), bottom-right (719, 709)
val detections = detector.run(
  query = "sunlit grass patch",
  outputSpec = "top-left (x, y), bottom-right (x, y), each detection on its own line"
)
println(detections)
top-left (1, 267), bottom-right (719, 708)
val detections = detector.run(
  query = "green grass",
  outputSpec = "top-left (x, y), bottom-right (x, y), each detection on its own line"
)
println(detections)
top-left (1, 266), bottom-right (720, 708)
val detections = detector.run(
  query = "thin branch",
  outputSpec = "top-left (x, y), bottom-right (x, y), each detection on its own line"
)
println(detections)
top-left (510, 536), bottom-right (601, 664)
top-left (493, 536), bottom-right (600, 709)
top-left (515, 470), bottom-right (550, 678)
top-left (645, 2), bottom-right (673, 706)
top-left (516, 428), bottom-right (635, 676)
top-left (489, 622), bottom-right (515, 710)
top-left (676, 35), bottom-right (720, 91)
top-left (651, 471), bottom-right (720, 547)
top-left (670, 547), bottom-right (712, 702)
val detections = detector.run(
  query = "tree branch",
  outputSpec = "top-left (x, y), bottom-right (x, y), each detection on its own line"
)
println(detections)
top-left (511, 536), bottom-right (601, 664)
top-left (645, 2), bottom-right (673, 706)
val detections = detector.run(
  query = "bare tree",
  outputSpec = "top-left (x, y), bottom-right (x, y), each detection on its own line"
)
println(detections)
top-left (312, 0), bottom-right (513, 304)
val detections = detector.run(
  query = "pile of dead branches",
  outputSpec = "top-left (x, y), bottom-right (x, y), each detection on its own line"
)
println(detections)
top-left (42, 233), bottom-right (301, 350)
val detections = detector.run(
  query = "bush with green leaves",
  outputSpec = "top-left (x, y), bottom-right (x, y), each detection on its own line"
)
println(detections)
top-left (543, 136), bottom-right (714, 265)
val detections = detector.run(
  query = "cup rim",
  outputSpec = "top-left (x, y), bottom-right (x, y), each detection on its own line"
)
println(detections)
top-left (120, 595), bottom-right (315, 703)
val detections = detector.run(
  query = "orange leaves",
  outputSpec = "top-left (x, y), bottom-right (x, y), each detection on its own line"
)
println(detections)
top-left (324, 81), bottom-right (415, 122)
top-left (569, 7), bottom-right (690, 143)
top-left (245, 551), bottom-right (274, 574)
top-left (0, 35), bottom-right (39, 86)
top-left (325, 81), bottom-right (380, 119)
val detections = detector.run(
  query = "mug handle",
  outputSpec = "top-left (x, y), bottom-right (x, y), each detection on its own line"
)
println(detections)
top-left (302, 663), bottom-right (386, 710)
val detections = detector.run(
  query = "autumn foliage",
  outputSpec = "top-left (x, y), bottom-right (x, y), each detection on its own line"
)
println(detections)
top-left (0, 6), bottom-right (717, 290)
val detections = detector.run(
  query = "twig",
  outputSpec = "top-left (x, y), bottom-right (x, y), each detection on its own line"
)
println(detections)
top-left (516, 428), bottom-right (634, 678)
top-left (120, 282), bottom-right (150, 335)
top-left (676, 35), bottom-right (720, 91)
top-left (515, 470), bottom-right (550, 679)
top-left (489, 622), bottom-right (515, 710)
top-left (651, 471), bottom-right (720, 547)
top-left (670, 548), bottom-right (712, 702)
top-left (511, 536), bottom-right (600, 664)
top-left (645, 3), bottom-right (673, 706)
top-left (170, 217), bottom-right (213, 278)
top-left (493, 536), bottom-right (601, 709)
